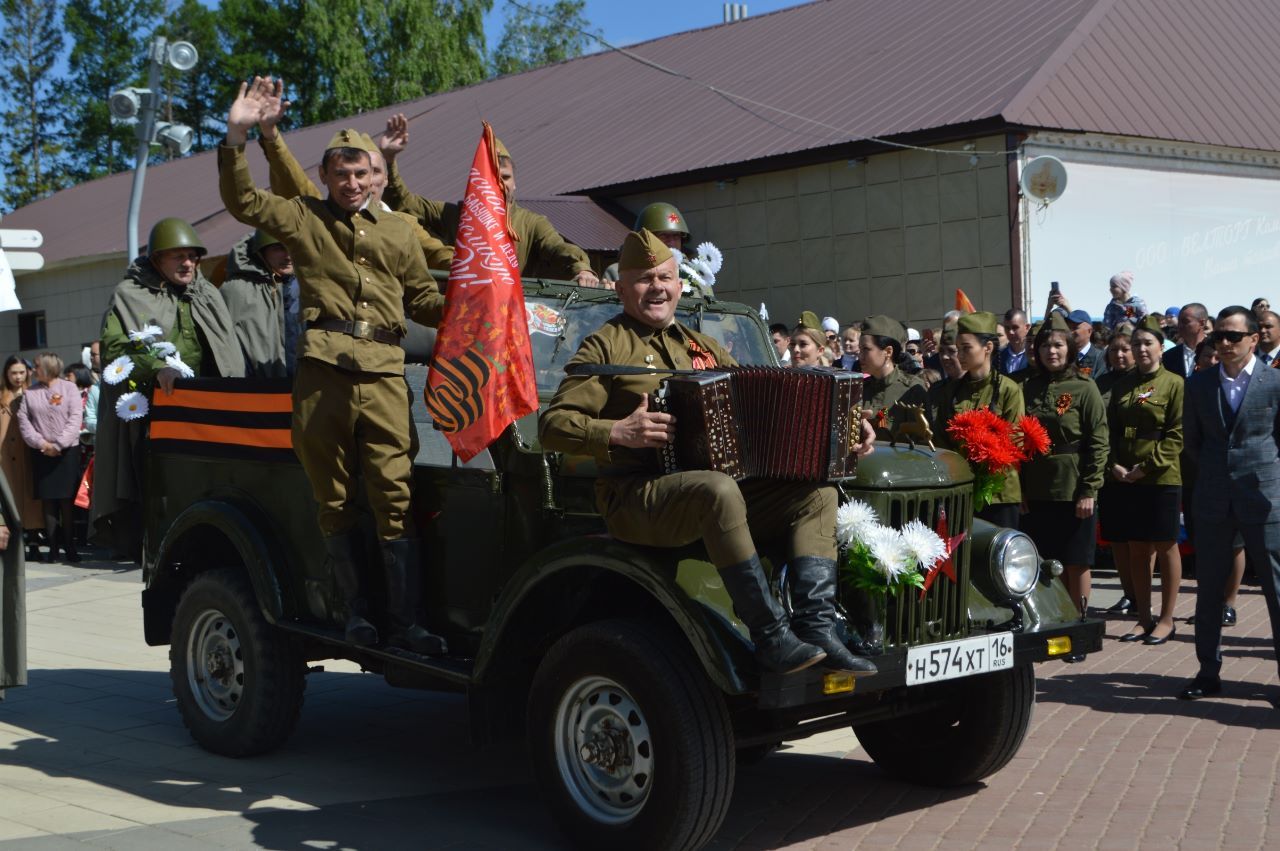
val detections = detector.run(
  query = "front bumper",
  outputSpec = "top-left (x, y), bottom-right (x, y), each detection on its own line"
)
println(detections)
top-left (757, 617), bottom-right (1105, 710)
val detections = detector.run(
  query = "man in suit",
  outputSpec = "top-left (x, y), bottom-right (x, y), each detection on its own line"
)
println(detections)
top-left (998, 308), bottom-right (1030, 375)
top-left (1162, 302), bottom-right (1209, 379)
top-left (1257, 311), bottom-right (1280, 367)
top-left (1179, 306), bottom-right (1280, 700)
top-left (1067, 309), bottom-right (1106, 379)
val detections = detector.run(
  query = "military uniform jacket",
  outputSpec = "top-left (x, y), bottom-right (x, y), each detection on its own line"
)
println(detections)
top-left (257, 133), bottom-right (454, 271)
top-left (385, 161), bottom-right (591, 279)
top-left (862, 367), bottom-right (929, 438)
top-left (1106, 366), bottom-right (1184, 486)
top-left (539, 313), bottom-right (734, 474)
top-left (1094, 367), bottom-right (1132, 408)
top-left (220, 233), bottom-right (291, 378)
top-left (1021, 370), bottom-right (1109, 502)
top-left (219, 144), bottom-right (445, 376)
top-left (933, 371), bottom-right (1025, 505)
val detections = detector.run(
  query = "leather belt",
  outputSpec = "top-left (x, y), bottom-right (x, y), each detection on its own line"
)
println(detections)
top-left (309, 318), bottom-right (401, 345)
top-left (1125, 428), bottom-right (1166, 441)
top-left (1050, 441), bottom-right (1080, 455)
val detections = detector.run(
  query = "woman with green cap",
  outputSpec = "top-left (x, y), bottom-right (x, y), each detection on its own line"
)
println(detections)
top-left (1103, 315), bottom-right (1184, 645)
top-left (789, 312), bottom-right (833, 367)
top-left (1020, 312), bottom-right (1109, 657)
top-left (859, 314), bottom-right (928, 439)
top-left (932, 311), bottom-right (1025, 530)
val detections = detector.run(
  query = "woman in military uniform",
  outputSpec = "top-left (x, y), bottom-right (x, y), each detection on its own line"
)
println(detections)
top-left (1095, 324), bottom-right (1138, 615)
top-left (859, 315), bottom-right (928, 439)
top-left (789, 313), bottom-right (833, 367)
top-left (932, 312), bottom-right (1025, 530)
top-left (1103, 316), bottom-right (1184, 645)
top-left (1020, 312), bottom-right (1108, 651)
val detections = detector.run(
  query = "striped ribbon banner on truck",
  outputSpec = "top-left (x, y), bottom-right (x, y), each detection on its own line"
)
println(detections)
top-left (149, 379), bottom-right (295, 463)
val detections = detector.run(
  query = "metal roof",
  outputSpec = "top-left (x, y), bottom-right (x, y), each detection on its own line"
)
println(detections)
top-left (7, 0), bottom-right (1280, 268)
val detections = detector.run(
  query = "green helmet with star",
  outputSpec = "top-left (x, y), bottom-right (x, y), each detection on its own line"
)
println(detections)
top-left (634, 202), bottom-right (689, 241)
top-left (147, 217), bottom-right (206, 257)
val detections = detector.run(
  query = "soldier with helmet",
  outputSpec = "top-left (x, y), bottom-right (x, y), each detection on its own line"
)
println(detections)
top-left (220, 229), bottom-right (301, 378)
top-left (603, 202), bottom-right (692, 284)
top-left (92, 217), bottom-right (245, 557)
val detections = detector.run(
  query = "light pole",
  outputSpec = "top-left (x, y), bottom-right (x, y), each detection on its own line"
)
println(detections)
top-left (108, 36), bottom-right (199, 260)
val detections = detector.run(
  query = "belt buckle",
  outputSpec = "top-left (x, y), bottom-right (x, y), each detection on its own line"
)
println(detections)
top-left (351, 320), bottom-right (373, 340)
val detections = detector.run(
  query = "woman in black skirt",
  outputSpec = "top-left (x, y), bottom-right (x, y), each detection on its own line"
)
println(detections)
top-left (17, 352), bottom-right (83, 563)
top-left (1104, 316), bottom-right (1184, 645)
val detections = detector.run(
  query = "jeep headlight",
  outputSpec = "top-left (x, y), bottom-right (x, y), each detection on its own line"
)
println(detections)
top-left (991, 530), bottom-right (1039, 599)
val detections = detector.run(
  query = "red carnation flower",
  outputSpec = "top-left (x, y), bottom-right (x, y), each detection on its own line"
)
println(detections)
top-left (947, 409), bottom-right (1020, 473)
top-left (1013, 415), bottom-right (1051, 460)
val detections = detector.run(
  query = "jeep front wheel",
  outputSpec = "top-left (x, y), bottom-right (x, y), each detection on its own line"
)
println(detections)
top-left (170, 568), bottom-right (306, 757)
top-left (853, 661), bottom-right (1035, 786)
top-left (528, 619), bottom-right (735, 851)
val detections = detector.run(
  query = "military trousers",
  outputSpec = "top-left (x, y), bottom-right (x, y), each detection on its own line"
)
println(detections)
top-left (293, 358), bottom-right (413, 541)
top-left (595, 470), bottom-right (837, 568)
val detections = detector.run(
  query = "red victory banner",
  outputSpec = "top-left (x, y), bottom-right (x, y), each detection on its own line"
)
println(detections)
top-left (425, 122), bottom-right (537, 461)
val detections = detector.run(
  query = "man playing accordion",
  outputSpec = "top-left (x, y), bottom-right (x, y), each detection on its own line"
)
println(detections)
top-left (539, 229), bottom-right (877, 675)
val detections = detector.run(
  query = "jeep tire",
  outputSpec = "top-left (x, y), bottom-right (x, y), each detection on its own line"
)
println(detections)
top-left (170, 568), bottom-right (306, 757)
top-left (853, 661), bottom-right (1035, 786)
top-left (528, 618), bottom-right (734, 851)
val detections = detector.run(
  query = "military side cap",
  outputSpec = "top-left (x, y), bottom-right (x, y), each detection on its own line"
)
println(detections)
top-left (618, 228), bottom-right (673, 272)
top-left (797, 310), bottom-right (822, 331)
top-left (325, 128), bottom-right (378, 153)
top-left (862, 314), bottom-right (906, 345)
top-left (495, 137), bottom-right (510, 159)
top-left (957, 311), bottom-right (998, 336)
top-left (1043, 311), bottom-right (1072, 334)
top-left (1136, 314), bottom-right (1165, 341)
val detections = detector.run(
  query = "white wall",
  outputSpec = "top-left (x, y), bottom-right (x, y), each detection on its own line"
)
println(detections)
top-left (0, 256), bottom-right (124, 367)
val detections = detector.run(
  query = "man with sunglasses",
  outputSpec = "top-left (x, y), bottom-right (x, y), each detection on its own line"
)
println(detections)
top-left (1180, 306), bottom-right (1280, 701)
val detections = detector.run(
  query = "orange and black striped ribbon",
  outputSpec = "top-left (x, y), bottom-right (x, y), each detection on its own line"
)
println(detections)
top-left (149, 378), bottom-right (295, 462)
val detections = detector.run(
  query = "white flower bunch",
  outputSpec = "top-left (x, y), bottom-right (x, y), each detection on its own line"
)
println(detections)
top-left (836, 499), bottom-right (947, 592)
top-left (679, 241), bottom-right (724, 298)
top-left (105, 327), bottom-right (193, 420)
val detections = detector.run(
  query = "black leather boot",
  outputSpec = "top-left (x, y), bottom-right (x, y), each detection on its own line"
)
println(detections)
top-left (381, 538), bottom-right (447, 656)
top-left (788, 556), bottom-right (876, 675)
top-left (323, 533), bottom-right (378, 646)
top-left (720, 555), bottom-right (826, 674)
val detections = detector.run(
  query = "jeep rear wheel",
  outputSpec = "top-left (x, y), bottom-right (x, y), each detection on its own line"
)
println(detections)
top-left (170, 568), bottom-right (305, 757)
top-left (853, 662), bottom-right (1035, 786)
top-left (528, 619), bottom-right (734, 851)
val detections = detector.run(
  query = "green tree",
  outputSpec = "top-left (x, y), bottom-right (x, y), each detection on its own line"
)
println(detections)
top-left (156, 0), bottom-right (227, 153)
top-left (0, 0), bottom-right (67, 211)
top-left (217, 0), bottom-right (316, 125)
top-left (61, 0), bottom-right (165, 180)
top-left (491, 0), bottom-right (596, 77)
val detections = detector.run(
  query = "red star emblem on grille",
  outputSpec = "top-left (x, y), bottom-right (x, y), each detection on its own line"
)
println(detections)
top-left (920, 507), bottom-right (966, 599)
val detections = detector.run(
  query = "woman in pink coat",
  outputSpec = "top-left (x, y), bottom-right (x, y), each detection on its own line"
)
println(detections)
top-left (18, 352), bottom-right (83, 563)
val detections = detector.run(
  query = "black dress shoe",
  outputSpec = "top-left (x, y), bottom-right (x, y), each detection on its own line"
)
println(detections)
top-left (1118, 622), bottom-right (1153, 642)
top-left (1178, 676), bottom-right (1222, 700)
top-left (1223, 606), bottom-right (1237, 626)
top-left (1143, 624), bottom-right (1175, 646)
top-left (1105, 596), bottom-right (1134, 615)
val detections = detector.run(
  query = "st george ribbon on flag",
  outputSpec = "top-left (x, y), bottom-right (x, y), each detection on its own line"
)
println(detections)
top-left (425, 122), bottom-right (538, 462)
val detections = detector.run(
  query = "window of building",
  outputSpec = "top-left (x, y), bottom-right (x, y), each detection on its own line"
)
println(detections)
top-left (18, 311), bottom-right (46, 350)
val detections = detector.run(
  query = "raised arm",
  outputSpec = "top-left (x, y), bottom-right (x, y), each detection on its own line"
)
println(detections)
top-left (220, 78), bottom-right (306, 239)
top-left (378, 114), bottom-right (452, 235)
top-left (254, 78), bottom-right (321, 200)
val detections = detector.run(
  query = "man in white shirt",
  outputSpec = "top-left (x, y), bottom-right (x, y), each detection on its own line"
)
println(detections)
top-left (1256, 311), bottom-right (1280, 367)
top-left (1162, 302), bottom-right (1208, 379)
top-left (999, 308), bottom-right (1030, 375)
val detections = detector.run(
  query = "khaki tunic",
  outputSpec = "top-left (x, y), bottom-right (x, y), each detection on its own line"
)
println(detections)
top-left (933, 371), bottom-right (1025, 505)
top-left (218, 143), bottom-right (445, 540)
top-left (385, 161), bottom-right (591, 279)
top-left (539, 312), bottom-right (837, 565)
top-left (1106, 366), bottom-right (1183, 486)
top-left (861, 367), bottom-right (929, 439)
top-left (1021, 371), bottom-right (1109, 502)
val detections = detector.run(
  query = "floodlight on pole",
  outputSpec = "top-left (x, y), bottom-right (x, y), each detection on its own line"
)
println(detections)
top-left (116, 35), bottom-right (200, 260)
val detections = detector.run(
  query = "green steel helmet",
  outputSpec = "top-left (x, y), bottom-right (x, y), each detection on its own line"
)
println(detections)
top-left (634, 202), bottom-right (689, 239)
top-left (248, 229), bottom-right (282, 256)
top-left (147, 217), bottom-right (206, 257)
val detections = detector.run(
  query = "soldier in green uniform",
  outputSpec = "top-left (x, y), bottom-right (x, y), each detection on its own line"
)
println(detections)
top-left (1020, 312), bottom-right (1109, 659)
top-left (1103, 315), bottom-right (1184, 645)
top-left (218, 78), bottom-right (446, 656)
top-left (932, 311), bottom-right (1025, 529)
top-left (93, 218), bottom-right (245, 558)
top-left (603, 203), bottom-right (691, 284)
top-left (378, 112), bottom-right (601, 287)
top-left (540, 229), bottom-right (877, 675)
top-left (220, 229), bottom-right (299, 378)
top-left (858, 314), bottom-right (929, 439)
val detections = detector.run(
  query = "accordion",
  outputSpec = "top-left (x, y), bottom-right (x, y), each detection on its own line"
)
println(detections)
top-left (653, 366), bottom-right (863, 481)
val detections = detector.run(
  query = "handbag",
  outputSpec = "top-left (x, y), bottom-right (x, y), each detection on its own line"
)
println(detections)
top-left (74, 455), bottom-right (94, 510)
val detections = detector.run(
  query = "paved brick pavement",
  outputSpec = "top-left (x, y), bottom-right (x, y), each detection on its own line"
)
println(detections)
top-left (1, 558), bottom-right (1277, 849)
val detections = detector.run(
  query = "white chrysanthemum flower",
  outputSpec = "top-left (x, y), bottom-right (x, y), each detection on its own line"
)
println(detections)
top-left (103, 356), bottom-right (135, 385)
top-left (691, 258), bottom-right (716, 290)
top-left (128, 325), bottom-right (164, 343)
top-left (865, 525), bottom-right (911, 578)
top-left (115, 391), bottom-right (149, 421)
top-left (151, 341), bottom-right (177, 358)
top-left (835, 500), bottom-right (879, 546)
top-left (695, 241), bottom-right (723, 273)
top-left (680, 262), bottom-right (705, 290)
top-left (165, 354), bottom-right (195, 379)
top-left (681, 281), bottom-right (694, 295)
top-left (900, 519), bottom-right (947, 571)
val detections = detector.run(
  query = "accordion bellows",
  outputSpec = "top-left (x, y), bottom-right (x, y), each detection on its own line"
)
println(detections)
top-left (654, 366), bottom-right (864, 481)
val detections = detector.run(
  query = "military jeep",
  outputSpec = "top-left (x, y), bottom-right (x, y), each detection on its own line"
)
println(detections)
top-left (142, 280), bottom-right (1104, 851)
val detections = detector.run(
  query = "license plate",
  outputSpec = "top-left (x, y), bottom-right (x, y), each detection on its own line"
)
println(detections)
top-left (905, 633), bottom-right (1013, 686)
